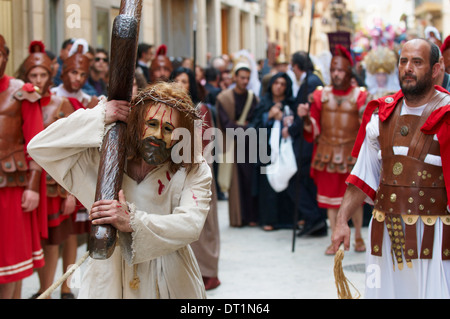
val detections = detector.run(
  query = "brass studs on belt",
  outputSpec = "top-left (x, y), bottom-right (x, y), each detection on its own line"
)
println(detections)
top-left (390, 193), bottom-right (397, 203)
top-left (393, 162), bottom-right (403, 176)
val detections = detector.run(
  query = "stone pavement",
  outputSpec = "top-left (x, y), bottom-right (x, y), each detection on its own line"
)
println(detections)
top-left (21, 200), bottom-right (368, 299)
top-left (206, 200), bottom-right (367, 299)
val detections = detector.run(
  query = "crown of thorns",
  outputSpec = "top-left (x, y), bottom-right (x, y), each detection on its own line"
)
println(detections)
top-left (132, 85), bottom-right (202, 121)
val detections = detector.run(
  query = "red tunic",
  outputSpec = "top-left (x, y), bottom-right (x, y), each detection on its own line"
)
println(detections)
top-left (304, 85), bottom-right (368, 208)
top-left (0, 76), bottom-right (47, 284)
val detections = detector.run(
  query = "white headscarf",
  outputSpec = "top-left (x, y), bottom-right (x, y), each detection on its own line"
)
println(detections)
top-left (232, 49), bottom-right (261, 94)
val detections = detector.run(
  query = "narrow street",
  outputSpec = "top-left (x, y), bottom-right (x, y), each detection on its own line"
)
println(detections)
top-left (21, 200), bottom-right (368, 300)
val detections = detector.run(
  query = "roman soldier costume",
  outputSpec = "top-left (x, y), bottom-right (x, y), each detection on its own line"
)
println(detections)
top-left (0, 35), bottom-right (47, 284)
top-left (305, 45), bottom-right (368, 208)
top-left (50, 39), bottom-right (97, 235)
top-left (24, 41), bottom-right (77, 239)
top-left (52, 39), bottom-right (98, 110)
top-left (351, 87), bottom-right (450, 270)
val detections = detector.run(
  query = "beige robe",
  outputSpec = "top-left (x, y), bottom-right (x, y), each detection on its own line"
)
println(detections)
top-left (190, 166), bottom-right (220, 278)
top-left (27, 100), bottom-right (212, 299)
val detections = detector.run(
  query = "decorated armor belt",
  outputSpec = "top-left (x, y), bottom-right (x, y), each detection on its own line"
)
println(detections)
top-left (371, 92), bottom-right (450, 270)
top-left (312, 139), bottom-right (356, 173)
top-left (375, 184), bottom-right (447, 216)
top-left (46, 173), bottom-right (68, 198)
top-left (0, 148), bottom-right (29, 188)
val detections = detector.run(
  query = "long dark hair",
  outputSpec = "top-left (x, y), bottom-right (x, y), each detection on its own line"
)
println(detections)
top-left (126, 81), bottom-right (202, 174)
top-left (170, 67), bottom-right (200, 104)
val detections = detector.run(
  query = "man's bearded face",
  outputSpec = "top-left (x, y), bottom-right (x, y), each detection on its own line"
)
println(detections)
top-left (150, 57), bottom-right (172, 82)
top-left (330, 56), bottom-right (352, 90)
top-left (138, 103), bottom-right (180, 165)
top-left (63, 68), bottom-right (88, 93)
top-left (399, 67), bottom-right (432, 98)
top-left (398, 40), bottom-right (434, 99)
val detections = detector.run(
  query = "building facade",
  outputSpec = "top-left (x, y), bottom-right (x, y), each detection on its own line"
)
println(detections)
top-left (0, 0), bottom-right (266, 76)
top-left (1, 0), bottom-right (450, 78)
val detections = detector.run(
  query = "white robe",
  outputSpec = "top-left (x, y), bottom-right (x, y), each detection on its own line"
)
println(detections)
top-left (28, 100), bottom-right (212, 299)
top-left (350, 102), bottom-right (450, 298)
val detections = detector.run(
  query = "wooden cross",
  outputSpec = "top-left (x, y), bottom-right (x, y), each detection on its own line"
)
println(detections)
top-left (89, 0), bottom-right (143, 260)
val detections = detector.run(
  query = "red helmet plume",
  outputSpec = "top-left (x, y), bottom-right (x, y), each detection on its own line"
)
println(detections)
top-left (334, 44), bottom-right (354, 67)
top-left (29, 41), bottom-right (45, 54)
top-left (441, 35), bottom-right (450, 53)
top-left (156, 44), bottom-right (168, 56)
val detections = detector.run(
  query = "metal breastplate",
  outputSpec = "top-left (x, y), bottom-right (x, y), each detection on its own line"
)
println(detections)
top-left (371, 93), bottom-right (450, 269)
top-left (311, 86), bottom-right (360, 174)
top-left (0, 79), bottom-right (29, 188)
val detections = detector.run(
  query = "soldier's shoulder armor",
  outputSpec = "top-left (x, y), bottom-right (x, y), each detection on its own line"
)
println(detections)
top-left (13, 82), bottom-right (41, 103)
